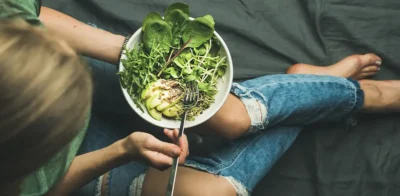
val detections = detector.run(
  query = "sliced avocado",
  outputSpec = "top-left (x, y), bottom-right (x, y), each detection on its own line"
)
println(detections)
top-left (141, 82), bottom-right (159, 100)
top-left (148, 108), bottom-right (162, 121)
top-left (162, 106), bottom-right (180, 117)
top-left (145, 90), bottom-right (162, 109)
top-left (149, 95), bottom-right (162, 109)
top-left (156, 102), bottom-right (172, 112)
top-left (156, 94), bottom-right (183, 111)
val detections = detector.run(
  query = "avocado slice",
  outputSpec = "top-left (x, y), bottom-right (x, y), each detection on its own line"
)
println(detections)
top-left (148, 108), bottom-right (162, 120)
top-left (141, 82), bottom-right (160, 100)
top-left (156, 94), bottom-right (183, 111)
top-left (162, 106), bottom-right (180, 117)
top-left (145, 90), bottom-right (162, 109)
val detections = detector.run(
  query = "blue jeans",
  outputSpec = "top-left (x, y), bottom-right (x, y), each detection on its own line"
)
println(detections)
top-left (75, 59), bottom-right (363, 196)
top-left (185, 74), bottom-right (362, 195)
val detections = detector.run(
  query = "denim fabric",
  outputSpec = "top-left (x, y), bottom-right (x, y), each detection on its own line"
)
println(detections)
top-left (185, 126), bottom-right (301, 195)
top-left (185, 74), bottom-right (363, 195)
top-left (231, 74), bottom-right (363, 135)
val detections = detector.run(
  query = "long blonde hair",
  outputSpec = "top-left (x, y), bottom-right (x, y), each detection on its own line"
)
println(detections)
top-left (0, 19), bottom-right (93, 194)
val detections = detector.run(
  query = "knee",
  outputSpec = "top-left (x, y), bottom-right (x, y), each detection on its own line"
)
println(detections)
top-left (216, 114), bottom-right (251, 140)
top-left (207, 95), bottom-right (252, 140)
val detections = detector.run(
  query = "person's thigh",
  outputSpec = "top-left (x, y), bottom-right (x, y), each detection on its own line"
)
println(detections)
top-left (231, 74), bottom-right (363, 134)
top-left (142, 126), bottom-right (301, 196)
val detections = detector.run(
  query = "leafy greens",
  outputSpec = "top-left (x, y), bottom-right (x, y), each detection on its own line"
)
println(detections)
top-left (119, 2), bottom-right (227, 121)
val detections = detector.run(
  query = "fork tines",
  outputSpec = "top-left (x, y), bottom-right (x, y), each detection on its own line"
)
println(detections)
top-left (183, 82), bottom-right (198, 106)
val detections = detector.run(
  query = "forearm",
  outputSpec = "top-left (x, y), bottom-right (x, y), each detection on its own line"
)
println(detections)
top-left (46, 140), bottom-right (128, 196)
top-left (39, 6), bottom-right (125, 64)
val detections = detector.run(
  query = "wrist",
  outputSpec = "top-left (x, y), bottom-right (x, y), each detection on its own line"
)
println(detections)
top-left (115, 34), bottom-right (131, 65)
top-left (111, 139), bottom-right (133, 164)
top-left (111, 34), bottom-right (126, 64)
top-left (113, 34), bottom-right (126, 50)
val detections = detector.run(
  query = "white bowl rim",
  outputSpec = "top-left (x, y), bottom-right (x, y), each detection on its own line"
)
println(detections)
top-left (119, 23), bottom-right (233, 129)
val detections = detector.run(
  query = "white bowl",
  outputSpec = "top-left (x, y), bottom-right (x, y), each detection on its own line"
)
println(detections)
top-left (119, 24), bottom-right (233, 129)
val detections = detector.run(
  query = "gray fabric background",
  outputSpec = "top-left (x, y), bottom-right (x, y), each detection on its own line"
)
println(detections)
top-left (43, 0), bottom-right (400, 195)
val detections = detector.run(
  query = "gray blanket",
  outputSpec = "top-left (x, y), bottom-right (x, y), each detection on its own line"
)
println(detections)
top-left (43, 0), bottom-right (400, 195)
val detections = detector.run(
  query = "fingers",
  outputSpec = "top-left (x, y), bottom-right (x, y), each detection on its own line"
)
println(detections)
top-left (173, 128), bottom-right (180, 138)
top-left (178, 134), bottom-right (189, 163)
top-left (164, 128), bottom-right (178, 143)
top-left (132, 131), bottom-right (187, 170)
top-left (146, 136), bottom-right (182, 158)
top-left (145, 151), bottom-right (174, 170)
top-left (163, 129), bottom-right (189, 164)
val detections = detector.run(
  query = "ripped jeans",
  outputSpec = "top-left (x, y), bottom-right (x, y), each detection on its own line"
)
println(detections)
top-left (185, 74), bottom-right (363, 195)
top-left (75, 58), bottom-right (363, 196)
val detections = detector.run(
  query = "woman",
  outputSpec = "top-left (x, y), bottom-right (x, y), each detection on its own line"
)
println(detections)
top-left (0, 19), bottom-right (188, 195)
top-left (2, 1), bottom-right (400, 196)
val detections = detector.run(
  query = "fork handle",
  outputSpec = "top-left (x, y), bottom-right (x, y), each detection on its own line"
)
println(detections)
top-left (177, 110), bottom-right (188, 138)
top-left (165, 110), bottom-right (188, 196)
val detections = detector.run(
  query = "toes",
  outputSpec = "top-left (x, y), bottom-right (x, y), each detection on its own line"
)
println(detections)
top-left (360, 53), bottom-right (382, 67)
top-left (362, 65), bottom-right (380, 72)
top-left (342, 53), bottom-right (382, 68)
top-left (357, 71), bottom-right (378, 79)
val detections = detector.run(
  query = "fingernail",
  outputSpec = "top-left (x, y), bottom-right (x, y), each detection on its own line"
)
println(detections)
top-left (375, 60), bottom-right (382, 65)
top-left (378, 67), bottom-right (381, 71)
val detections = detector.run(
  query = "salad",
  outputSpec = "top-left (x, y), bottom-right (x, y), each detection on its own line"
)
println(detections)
top-left (119, 2), bottom-right (228, 121)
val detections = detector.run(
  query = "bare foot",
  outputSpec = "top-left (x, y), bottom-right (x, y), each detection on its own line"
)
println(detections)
top-left (287, 53), bottom-right (382, 79)
top-left (360, 80), bottom-right (400, 112)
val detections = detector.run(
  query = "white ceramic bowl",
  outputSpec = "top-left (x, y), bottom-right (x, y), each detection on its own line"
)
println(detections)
top-left (119, 24), bottom-right (233, 129)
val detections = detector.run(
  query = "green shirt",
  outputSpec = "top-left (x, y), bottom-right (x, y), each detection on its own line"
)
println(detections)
top-left (21, 117), bottom-right (89, 196)
top-left (0, 0), bottom-right (41, 25)
top-left (0, 1), bottom-right (89, 195)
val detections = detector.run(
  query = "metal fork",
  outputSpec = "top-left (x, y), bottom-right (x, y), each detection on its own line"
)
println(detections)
top-left (165, 81), bottom-right (198, 196)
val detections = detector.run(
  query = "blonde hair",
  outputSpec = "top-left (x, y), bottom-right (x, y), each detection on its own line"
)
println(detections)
top-left (0, 19), bottom-right (93, 194)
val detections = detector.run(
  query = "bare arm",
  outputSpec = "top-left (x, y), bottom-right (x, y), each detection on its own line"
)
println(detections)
top-left (39, 6), bottom-right (125, 64)
top-left (46, 130), bottom-right (188, 196)
top-left (46, 141), bottom-right (128, 196)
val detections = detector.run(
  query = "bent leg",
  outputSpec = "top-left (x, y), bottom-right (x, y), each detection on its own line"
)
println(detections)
top-left (142, 126), bottom-right (301, 196)
top-left (286, 54), bottom-right (400, 113)
top-left (201, 74), bottom-right (363, 140)
top-left (198, 54), bottom-right (388, 140)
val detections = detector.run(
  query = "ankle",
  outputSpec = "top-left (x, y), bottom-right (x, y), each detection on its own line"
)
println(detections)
top-left (359, 80), bottom-right (400, 112)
